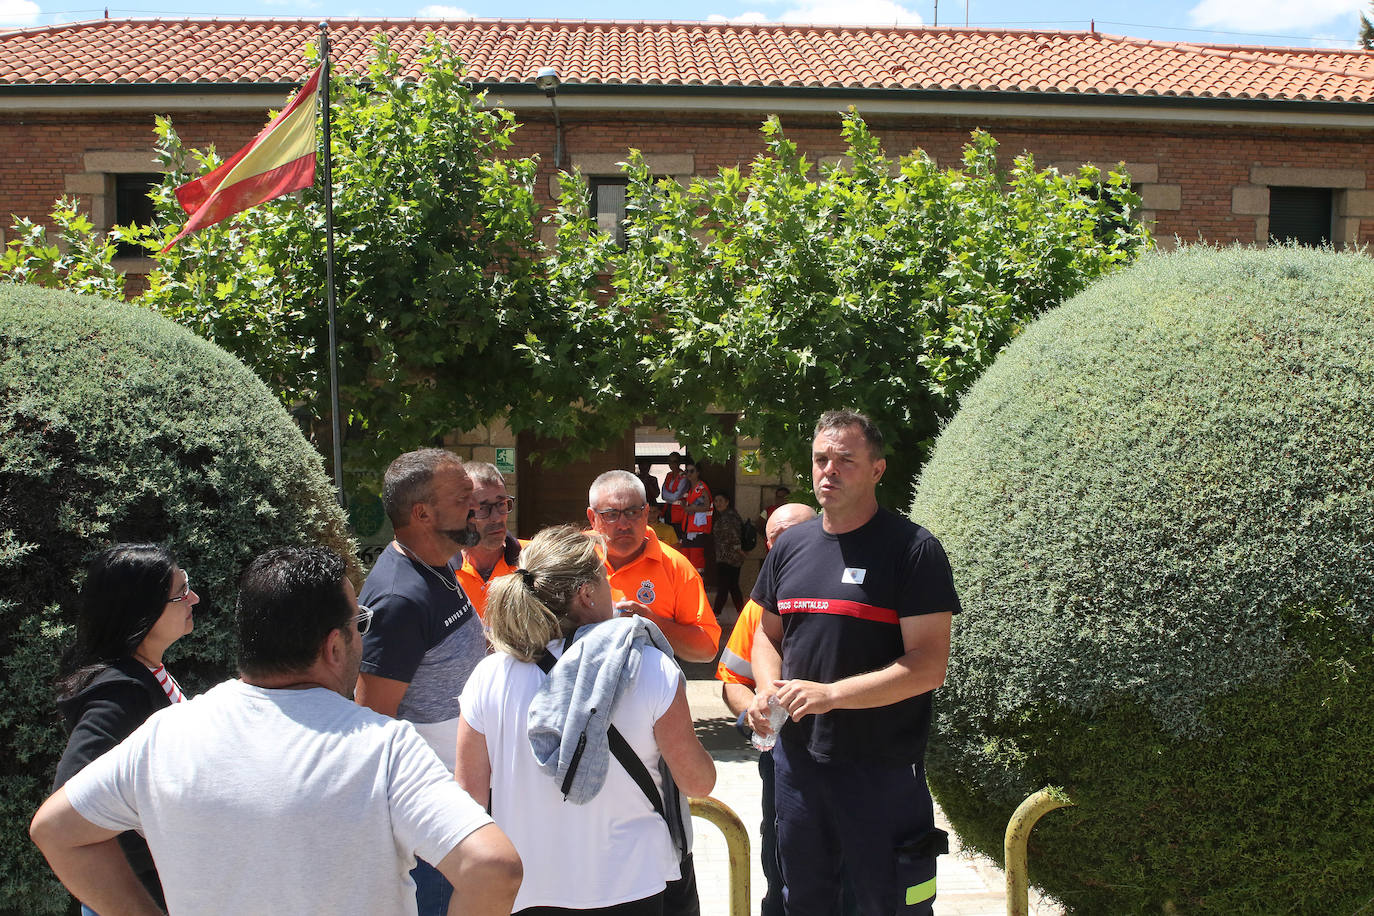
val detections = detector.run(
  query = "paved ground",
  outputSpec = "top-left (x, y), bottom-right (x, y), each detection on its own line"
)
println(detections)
top-left (681, 660), bottom-right (1064, 916)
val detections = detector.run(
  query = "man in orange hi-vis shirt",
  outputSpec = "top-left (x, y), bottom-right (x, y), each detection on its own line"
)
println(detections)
top-left (586, 469), bottom-right (720, 663)
top-left (453, 462), bottom-right (526, 620)
top-left (716, 502), bottom-right (816, 916)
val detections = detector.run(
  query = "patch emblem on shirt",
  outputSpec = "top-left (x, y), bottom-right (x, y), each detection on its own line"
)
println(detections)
top-left (637, 579), bottom-right (656, 604)
top-left (841, 567), bottom-right (867, 585)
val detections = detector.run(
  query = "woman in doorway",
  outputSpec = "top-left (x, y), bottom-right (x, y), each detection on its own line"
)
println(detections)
top-left (456, 525), bottom-right (715, 915)
top-left (54, 544), bottom-right (197, 914)
top-left (710, 492), bottom-right (745, 619)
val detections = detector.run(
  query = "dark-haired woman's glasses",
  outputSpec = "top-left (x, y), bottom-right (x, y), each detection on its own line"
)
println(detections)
top-left (354, 605), bottom-right (374, 636)
top-left (168, 575), bottom-right (192, 603)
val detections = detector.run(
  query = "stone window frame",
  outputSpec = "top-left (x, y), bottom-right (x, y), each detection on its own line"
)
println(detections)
top-left (64, 150), bottom-right (163, 272)
top-left (1233, 166), bottom-right (1372, 247)
top-left (543, 153), bottom-right (695, 248)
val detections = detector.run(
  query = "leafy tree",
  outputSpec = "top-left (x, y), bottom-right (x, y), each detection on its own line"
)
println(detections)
top-left (549, 114), bottom-right (1150, 503)
top-left (141, 35), bottom-right (574, 484)
top-left (0, 199), bottom-right (129, 298)
top-left (1361, 1), bottom-right (1373, 49)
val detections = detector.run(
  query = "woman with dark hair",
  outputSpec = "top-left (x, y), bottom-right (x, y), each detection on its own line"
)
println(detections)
top-left (710, 492), bottom-right (745, 618)
top-left (54, 543), bottom-right (198, 912)
top-left (456, 525), bottom-right (715, 915)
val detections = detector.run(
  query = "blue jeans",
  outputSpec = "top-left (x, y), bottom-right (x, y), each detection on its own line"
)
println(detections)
top-left (412, 857), bottom-right (454, 916)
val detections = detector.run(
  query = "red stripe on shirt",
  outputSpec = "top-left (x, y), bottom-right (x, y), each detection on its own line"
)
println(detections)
top-left (776, 598), bottom-right (899, 625)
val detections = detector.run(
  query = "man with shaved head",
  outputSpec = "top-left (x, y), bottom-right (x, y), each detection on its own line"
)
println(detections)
top-left (716, 501), bottom-right (817, 916)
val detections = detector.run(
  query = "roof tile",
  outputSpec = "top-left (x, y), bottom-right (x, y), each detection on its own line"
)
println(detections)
top-left (0, 18), bottom-right (1371, 103)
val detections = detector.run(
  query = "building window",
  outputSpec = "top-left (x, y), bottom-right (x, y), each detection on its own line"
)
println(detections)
top-left (589, 176), bottom-right (629, 246)
top-left (113, 173), bottom-right (160, 257)
top-left (1269, 187), bottom-right (1332, 247)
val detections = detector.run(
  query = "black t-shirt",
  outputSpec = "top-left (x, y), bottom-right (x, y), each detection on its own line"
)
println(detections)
top-left (751, 508), bottom-right (961, 766)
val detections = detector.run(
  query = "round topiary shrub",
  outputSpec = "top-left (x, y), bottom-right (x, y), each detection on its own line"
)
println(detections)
top-left (910, 246), bottom-right (1374, 915)
top-left (0, 283), bottom-right (355, 913)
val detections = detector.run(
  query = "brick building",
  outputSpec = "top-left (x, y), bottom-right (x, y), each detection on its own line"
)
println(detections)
top-left (3, 19), bottom-right (1372, 576)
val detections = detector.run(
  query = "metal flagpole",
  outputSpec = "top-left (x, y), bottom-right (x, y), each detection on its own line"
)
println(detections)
top-left (318, 21), bottom-right (345, 509)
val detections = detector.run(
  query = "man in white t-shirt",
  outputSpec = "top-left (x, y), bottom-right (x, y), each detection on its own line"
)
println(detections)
top-left (30, 546), bottom-right (522, 916)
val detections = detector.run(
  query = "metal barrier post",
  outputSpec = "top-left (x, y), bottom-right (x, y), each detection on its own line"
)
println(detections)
top-left (1004, 787), bottom-right (1073, 916)
top-left (690, 796), bottom-right (751, 916)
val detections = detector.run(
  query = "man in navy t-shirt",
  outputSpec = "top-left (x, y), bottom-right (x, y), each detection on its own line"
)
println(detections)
top-left (748, 410), bottom-right (960, 916)
top-left (356, 447), bottom-right (488, 916)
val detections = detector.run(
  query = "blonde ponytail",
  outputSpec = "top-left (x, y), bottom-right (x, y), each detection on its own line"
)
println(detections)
top-left (484, 525), bottom-right (605, 662)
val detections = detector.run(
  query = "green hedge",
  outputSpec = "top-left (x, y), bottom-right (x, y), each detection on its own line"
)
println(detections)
top-left (910, 246), bottom-right (1374, 915)
top-left (0, 284), bottom-right (354, 912)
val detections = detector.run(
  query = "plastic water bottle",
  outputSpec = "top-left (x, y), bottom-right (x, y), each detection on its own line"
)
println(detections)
top-left (750, 696), bottom-right (789, 751)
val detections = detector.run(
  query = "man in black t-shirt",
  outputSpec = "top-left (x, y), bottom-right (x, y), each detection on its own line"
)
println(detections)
top-left (748, 410), bottom-right (960, 916)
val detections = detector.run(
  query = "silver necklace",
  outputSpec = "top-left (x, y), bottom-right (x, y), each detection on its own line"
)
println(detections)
top-left (395, 541), bottom-right (460, 592)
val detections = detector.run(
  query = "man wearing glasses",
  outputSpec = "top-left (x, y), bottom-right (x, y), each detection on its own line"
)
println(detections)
top-left (454, 462), bottom-right (526, 620)
top-left (31, 546), bottom-right (522, 916)
top-left (586, 469), bottom-right (721, 663)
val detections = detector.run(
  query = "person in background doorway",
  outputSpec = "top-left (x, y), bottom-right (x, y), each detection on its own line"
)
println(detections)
top-left (636, 458), bottom-right (661, 509)
top-left (709, 492), bottom-right (745, 619)
top-left (678, 463), bottom-right (713, 576)
top-left (759, 486), bottom-right (791, 528)
top-left (661, 453), bottom-right (689, 537)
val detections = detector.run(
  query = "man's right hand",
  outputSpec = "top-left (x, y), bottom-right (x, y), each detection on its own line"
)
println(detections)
top-left (746, 686), bottom-right (778, 736)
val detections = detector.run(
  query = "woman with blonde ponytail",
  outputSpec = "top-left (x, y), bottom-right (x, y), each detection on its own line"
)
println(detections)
top-left (456, 525), bottom-right (715, 916)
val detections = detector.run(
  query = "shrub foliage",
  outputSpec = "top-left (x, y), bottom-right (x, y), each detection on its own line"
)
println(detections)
top-left (910, 245), bottom-right (1374, 915)
top-left (0, 284), bottom-right (354, 912)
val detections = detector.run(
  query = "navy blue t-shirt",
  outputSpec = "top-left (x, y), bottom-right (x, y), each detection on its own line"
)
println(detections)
top-left (751, 508), bottom-right (960, 766)
top-left (358, 544), bottom-right (486, 726)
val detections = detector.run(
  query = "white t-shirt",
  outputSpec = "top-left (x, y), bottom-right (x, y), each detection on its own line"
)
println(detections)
top-left (460, 643), bottom-right (682, 911)
top-left (64, 679), bottom-right (492, 916)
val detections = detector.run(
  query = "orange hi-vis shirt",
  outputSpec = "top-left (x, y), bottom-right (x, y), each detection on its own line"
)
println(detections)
top-left (603, 527), bottom-right (722, 651)
top-left (455, 535), bottom-right (526, 620)
top-left (716, 600), bottom-right (764, 689)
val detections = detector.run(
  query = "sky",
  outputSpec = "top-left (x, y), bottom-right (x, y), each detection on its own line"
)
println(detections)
top-left (1, 0), bottom-right (1369, 49)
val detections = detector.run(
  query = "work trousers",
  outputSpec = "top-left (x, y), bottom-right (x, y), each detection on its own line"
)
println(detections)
top-left (772, 739), bottom-right (938, 916)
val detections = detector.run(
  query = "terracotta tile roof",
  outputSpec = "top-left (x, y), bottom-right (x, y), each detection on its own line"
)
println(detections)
top-left (2, 18), bottom-right (1373, 104)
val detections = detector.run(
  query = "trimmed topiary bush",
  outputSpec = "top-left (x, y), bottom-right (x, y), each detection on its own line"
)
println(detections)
top-left (0, 284), bottom-right (355, 912)
top-left (910, 246), bottom-right (1374, 915)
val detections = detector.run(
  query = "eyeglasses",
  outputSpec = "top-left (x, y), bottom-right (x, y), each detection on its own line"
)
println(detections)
top-left (354, 604), bottom-right (374, 636)
top-left (593, 504), bottom-right (647, 524)
top-left (472, 496), bottom-right (516, 520)
top-left (168, 574), bottom-right (192, 603)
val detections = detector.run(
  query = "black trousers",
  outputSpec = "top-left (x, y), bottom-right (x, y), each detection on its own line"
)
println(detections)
top-left (711, 563), bottom-right (744, 616)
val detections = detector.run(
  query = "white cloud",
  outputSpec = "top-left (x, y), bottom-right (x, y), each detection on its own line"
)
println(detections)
top-left (708, 11), bottom-right (770, 22)
top-left (709, 0), bottom-right (923, 26)
top-left (417, 4), bottom-right (473, 18)
top-left (778, 0), bottom-right (923, 25)
top-left (0, 0), bottom-right (41, 26)
top-left (1187, 0), bottom-right (1363, 32)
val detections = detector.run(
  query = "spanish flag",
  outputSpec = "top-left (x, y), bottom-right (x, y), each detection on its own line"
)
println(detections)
top-left (163, 65), bottom-right (322, 252)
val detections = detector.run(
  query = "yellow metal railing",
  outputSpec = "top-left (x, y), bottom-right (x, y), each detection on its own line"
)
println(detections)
top-left (690, 796), bottom-right (751, 916)
top-left (1004, 787), bottom-right (1073, 916)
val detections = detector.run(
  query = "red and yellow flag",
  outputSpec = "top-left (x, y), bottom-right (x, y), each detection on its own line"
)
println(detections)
top-left (163, 65), bottom-right (322, 251)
